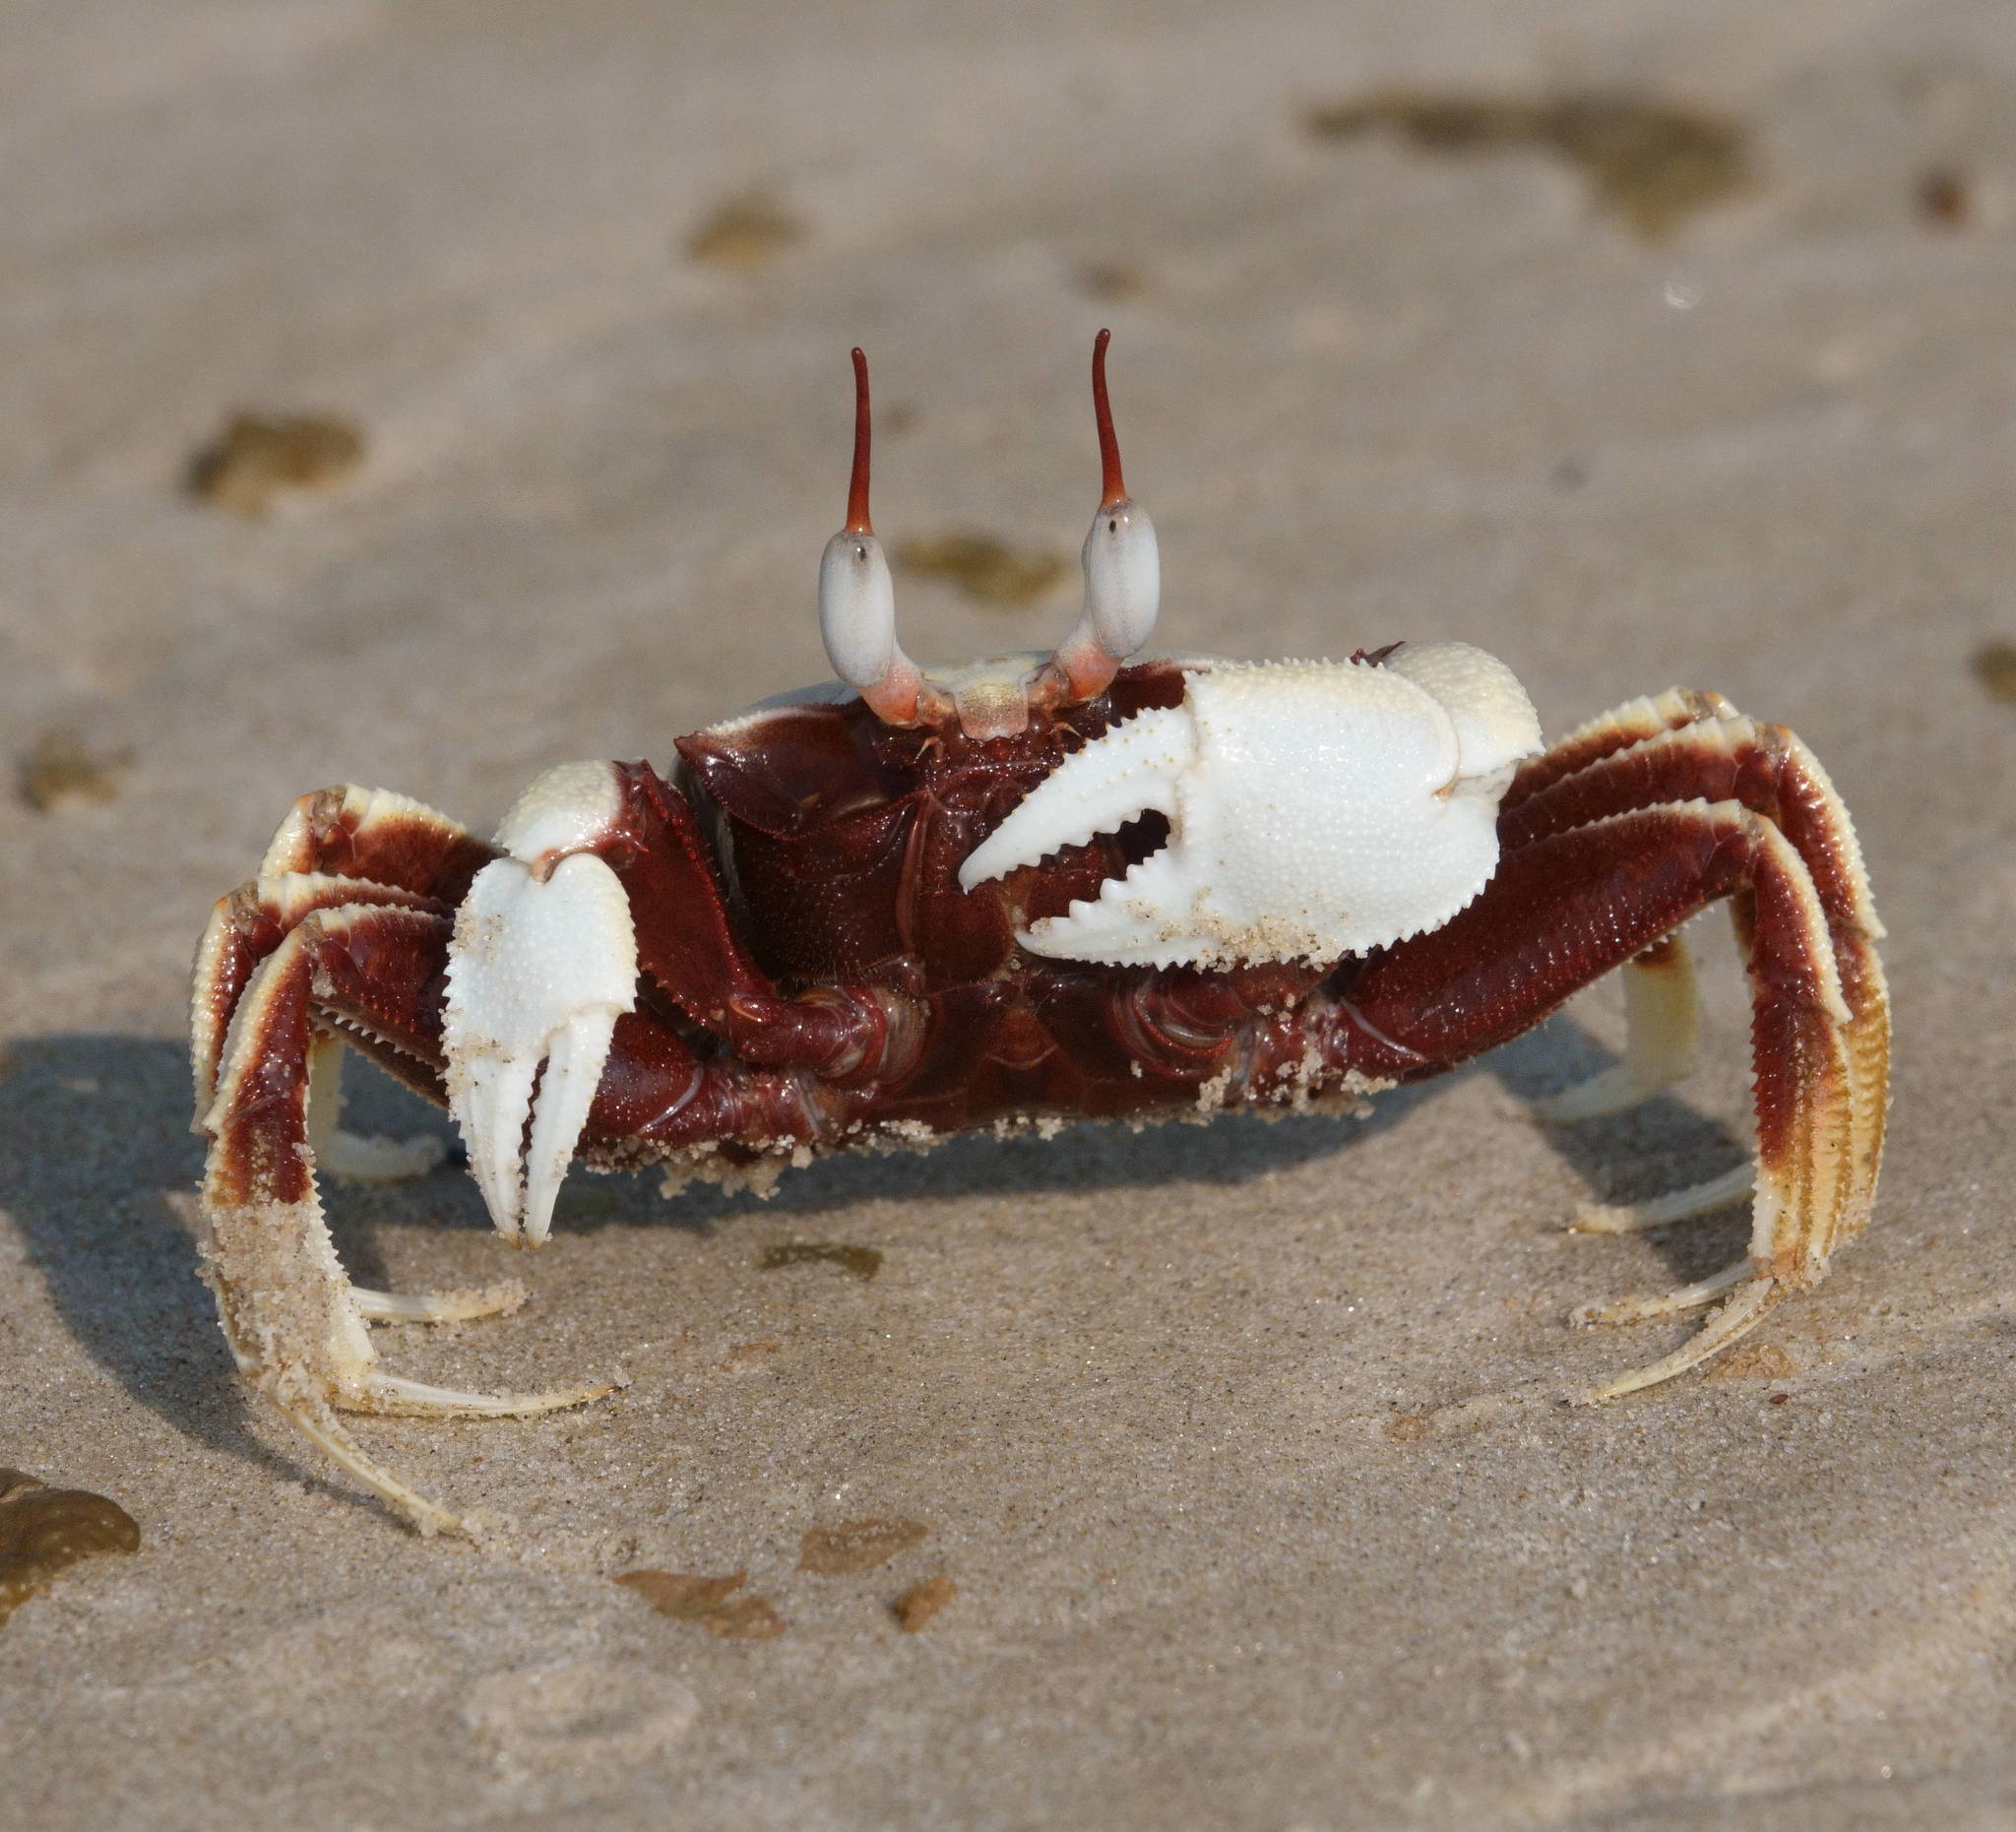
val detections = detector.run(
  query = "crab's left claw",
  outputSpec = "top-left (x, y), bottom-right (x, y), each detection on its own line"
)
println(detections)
top-left (443, 850), bottom-right (636, 1245)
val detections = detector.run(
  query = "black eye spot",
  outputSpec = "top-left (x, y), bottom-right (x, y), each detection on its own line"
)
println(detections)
top-left (1107, 518), bottom-right (1118, 535)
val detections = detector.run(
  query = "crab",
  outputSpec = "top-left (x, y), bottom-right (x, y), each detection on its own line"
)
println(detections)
top-left (190, 335), bottom-right (1889, 1535)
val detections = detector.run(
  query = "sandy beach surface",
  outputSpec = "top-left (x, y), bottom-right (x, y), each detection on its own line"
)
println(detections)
top-left (4, 2), bottom-right (2015, 1825)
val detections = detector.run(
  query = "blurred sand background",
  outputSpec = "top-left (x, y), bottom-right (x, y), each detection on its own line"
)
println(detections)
top-left (4, 1), bottom-right (2016, 1825)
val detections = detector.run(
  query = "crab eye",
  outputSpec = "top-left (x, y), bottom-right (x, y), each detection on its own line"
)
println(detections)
top-left (817, 347), bottom-right (923, 725)
top-left (1081, 493), bottom-right (1160, 663)
top-left (818, 524), bottom-right (898, 689)
top-left (1046, 329), bottom-right (1162, 702)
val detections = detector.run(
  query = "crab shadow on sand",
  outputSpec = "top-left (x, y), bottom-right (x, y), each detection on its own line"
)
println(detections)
top-left (0, 1025), bottom-right (1746, 1485)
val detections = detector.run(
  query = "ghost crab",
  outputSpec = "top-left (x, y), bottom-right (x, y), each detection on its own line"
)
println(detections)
top-left (191, 335), bottom-right (1888, 1534)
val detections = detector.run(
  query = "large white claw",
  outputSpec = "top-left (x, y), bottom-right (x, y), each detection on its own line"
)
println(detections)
top-left (443, 852), bottom-right (637, 1244)
top-left (960, 645), bottom-right (1542, 969)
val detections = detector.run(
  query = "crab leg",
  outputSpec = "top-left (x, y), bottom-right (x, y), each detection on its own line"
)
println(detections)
top-left (196, 872), bottom-right (469, 1194)
top-left (1529, 932), bottom-right (1702, 1123)
top-left (194, 787), bottom-right (497, 1183)
top-left (194, 868), bottom-right (447, 1112)
top-left (1568, 1162), bottom-right (1755, 1236)
top-left (197, 873), bottom-right (525, 1325)
top-left (1498, 687), bottom-right (1739, 811)
top-left (1576, 1280), bottom-right (1778, 1400)
top-left (1501, 710), bottom-right (1889, 1221)
top-left (257, 782), bottom-right (497, 897)
top-left (1344, 791), bottom-right (1875, 1396)
top-left (305, 1036), bottom-right (448, 1182)
top-left (210, 784), bottom-right (496, 1077)
top-left (198, 901), bottom-right (615, 1535)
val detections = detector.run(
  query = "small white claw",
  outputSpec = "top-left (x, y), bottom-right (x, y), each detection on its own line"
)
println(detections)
top-left (443, 852), bottom-right (637, 1243)
top-left (463, 1045), bottom-right (536, 1238)
top-left (522, 1006), bottom-right (618, 1245)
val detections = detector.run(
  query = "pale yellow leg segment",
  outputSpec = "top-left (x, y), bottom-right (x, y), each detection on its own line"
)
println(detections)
top-left (299, 1037), bottom-right (534, 1324)
top-left (1573, 1257), bottom-right (1752, 1327)
top-left (283, 1395), bottom-right (466, 1540)
top-left (307, 1036), bottom-right (448, 1182)
top-left (1570, 1162), bottom-right (1753, 1235)
top-left (356, 1370), bottom-right (618, 1418)
top-left (199, 1188), bottom-right (471, 1537)
top-left (1533, 933), bottom-right (1700, 1123)
top-left (1577, 1279), bottom-right (1778, 1402)
top-left (1565, 795), bottom-right (1881, 1398)
top-left (353, 1284), bottom-right (529, 1324)
top-left (310, 1036), bottom-right (532, 1321)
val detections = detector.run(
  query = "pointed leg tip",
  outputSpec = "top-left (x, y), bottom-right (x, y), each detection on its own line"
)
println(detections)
top-left (353, 1279), bottom-right (531, 1325)
top-left (406, 1500), bottom-right (468, 1539)
top-left (546, 1378), bottom-right (619, 1408)
top-left (558, 1371), bottom-right (627, 1407)
top-left (360, 1370), bottom-right (618, 1419)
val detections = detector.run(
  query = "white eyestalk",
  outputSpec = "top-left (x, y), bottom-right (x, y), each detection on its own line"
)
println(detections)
top-left (1048, 329), bottom-right (1161, 702)
top-left (818, 347), bottom-right (926, 726)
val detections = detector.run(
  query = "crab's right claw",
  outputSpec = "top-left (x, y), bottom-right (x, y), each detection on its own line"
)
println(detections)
top-left (959, 646), bottom-right (1543, 970)
top-left (443, 853), bottom-right (637, 1245)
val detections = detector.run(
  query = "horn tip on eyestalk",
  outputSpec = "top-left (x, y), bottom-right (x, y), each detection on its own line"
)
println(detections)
top-left (1092, 328), bottom-right (1127, 511)
top-left (845, 346), bottom-right (875, 536)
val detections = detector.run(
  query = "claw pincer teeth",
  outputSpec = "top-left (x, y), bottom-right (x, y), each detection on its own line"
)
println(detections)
top-left (959, 647), bottom-right (1544, 971)
top-left (442, 849), bottom-right (637, 1245)
top-left (957, 703), bottom-right (1192, 888)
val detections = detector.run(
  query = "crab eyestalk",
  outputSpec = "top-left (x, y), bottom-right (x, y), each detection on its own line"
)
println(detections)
top-left (1045, 328), bottom-right (1162, 703)
top-left (818, 347), bottom-right (934, 726)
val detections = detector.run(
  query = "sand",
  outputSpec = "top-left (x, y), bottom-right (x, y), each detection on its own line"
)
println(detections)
top-left (4, 2), bottom-right (2015, 1825)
